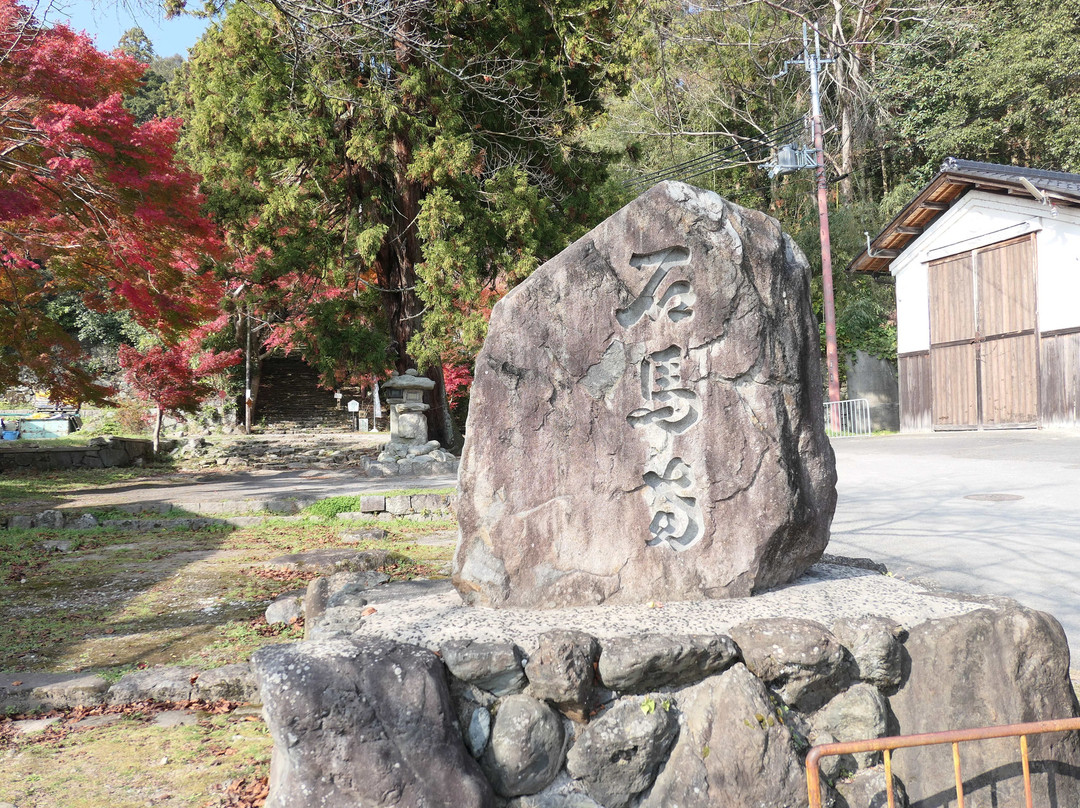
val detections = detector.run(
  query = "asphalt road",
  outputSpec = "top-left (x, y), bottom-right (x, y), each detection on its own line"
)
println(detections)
top-left (828, 429), bottom-right (1080, 660)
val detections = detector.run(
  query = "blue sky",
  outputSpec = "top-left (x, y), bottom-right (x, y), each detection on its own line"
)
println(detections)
top-left (44, 1), bottom-right (213, 58)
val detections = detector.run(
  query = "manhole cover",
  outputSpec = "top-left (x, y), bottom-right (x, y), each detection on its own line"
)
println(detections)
top-left (964, 493), bottom-right (1024, 502)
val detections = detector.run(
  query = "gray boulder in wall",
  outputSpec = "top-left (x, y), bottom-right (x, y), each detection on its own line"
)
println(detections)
top-left (252, 637), bottom-right (493, 808)
top-left (454, 181), bottom-right (836, 608)
top-left (565, 696), bottom-right (679, 808)
top-left (834, 767), bottom-right (909, 808)
top-left (525, 630), bottom-right (599, 721)
top-left (811, 683), bottom-right (889, 769)
top-left (888, 606), bottom-right (1080, 808)
top-left (638, 663), bottom-right (806, 808)
top-left (442, 639), bottom-right (528, 696)
top-left (481, 694), bottom-right (566, 798)
top-left (598, 633), bottom-right (739, 693)
top-left (831, 615), bottom-right (906, 691)
top-left (729, 616), bottom-right (853, 712)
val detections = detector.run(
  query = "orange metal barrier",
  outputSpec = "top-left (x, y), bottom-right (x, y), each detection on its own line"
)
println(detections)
top-left (806, 716), bottom-right (1080, 808)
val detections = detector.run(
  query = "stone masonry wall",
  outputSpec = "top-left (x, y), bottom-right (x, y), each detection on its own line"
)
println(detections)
top-left (0, 436), bottom-right (154, 472)
top-left (254, 568), bottom-right (1080, 808)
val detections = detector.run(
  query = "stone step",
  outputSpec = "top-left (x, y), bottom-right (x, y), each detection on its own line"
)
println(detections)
top-left (0, 664), bottom-right (260, 712)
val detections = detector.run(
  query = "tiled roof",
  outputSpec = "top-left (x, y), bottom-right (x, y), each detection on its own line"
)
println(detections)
top-left (850, 158), bottom-right (1080, 273)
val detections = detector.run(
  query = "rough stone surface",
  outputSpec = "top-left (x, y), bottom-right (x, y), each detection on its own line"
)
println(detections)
top-left (831, 615), bottom-right (906, 690)
top-left (442, 640), bottom-right (527, 696)
top-left (192, 663), bottom-right (259, 703)
top-left (525, 631), bottom-right (599, 720)
top-left (12, 717), bottom-right (61, 734)
top-left (108, 667), bottom-right (200, 704)
top-left (808, 729), bottom-right (845, 781)
top-left (811, 683), bottom-right (889, 768)
top-left (565, 696), bottom-right (679, 808)
top-left (729, 617), bottom-right (852, 711)
top-left (834, 767), bottom-right (909, 808)
top-left (69, 513), bottom-right (100, 529)
top-left (386, 495), bottom-right (412, 515)
top-left (339, 527), bottom-right (388, 543)
top-left (252, 637), bottom-right (493, 808)
top-left (265, 547), bottom-right (388, 574)
top-left (467, 705), bottom-right (493, 758)
top-left (448, 678), bottom-right (498, 760)
top-left (509, 791), bottom-right (603, 808)
top-left (597, 633), bottom-right (738, 693)
top-left (36, 509), bottom-right (64, 529)
top-left (454, 181), bottom-right (836, 608)
top-left (361, 495), bottom-right (386, 512)
top-left (303, 576), bottom-right (329, 636)
top-left (411, 493), bottom-right (447, 512)
top-left (639, 663), bottom-right (806, 808)
top-left (264, 592), bottom-right (303, 625)
top-left (325, 570), bottom-right (389, 608)
top-left (888, 606), bottom-right (1080, 808)
top-left (153, 709), bottom-right (198, 728)
top-left (31, 673), bottom-right (109, 708)
top-left (481, 694), bottom-right (566, 798)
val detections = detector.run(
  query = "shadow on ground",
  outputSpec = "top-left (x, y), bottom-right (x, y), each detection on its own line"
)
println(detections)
top-left (0, 496), bottom-right (456, 675)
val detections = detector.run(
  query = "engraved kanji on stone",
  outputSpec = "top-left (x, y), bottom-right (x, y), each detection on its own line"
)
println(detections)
top-left (643, 458), bottom-right (702, 551)
top-left (616, 247), bottom-right (696, 328)
top-left (626, 345), bottom-right (700, 435)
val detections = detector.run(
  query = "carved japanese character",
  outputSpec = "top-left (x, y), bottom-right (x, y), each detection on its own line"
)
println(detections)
top-left (626, 345), bottom-right (700, 434)
top-left (643, 458), bottom-right (702, 551)
top-left (616, 246), bottom-right (695, 327)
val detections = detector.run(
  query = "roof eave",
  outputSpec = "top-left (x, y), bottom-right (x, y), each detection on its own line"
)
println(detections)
top-left (850, 162), bottom-right (1080, 274)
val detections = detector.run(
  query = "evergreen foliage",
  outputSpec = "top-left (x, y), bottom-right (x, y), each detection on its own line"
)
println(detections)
top-left (174, 0), bottom-right (629, 443)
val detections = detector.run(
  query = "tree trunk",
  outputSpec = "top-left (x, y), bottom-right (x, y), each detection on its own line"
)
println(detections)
top-left (153, 406), bottom-right (163, 454)
top-left (840, 105), bottom-right (854, 204)
top-left (369, 122), bottom-right (454, 447)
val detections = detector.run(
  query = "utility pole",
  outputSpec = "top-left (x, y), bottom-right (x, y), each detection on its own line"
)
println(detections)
top-left (767, 25), bottom-right (841, 404)
top-left (804, 25), bottom-right (842, 404)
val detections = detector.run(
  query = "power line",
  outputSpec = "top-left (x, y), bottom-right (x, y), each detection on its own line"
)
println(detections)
top-left (622, 118), bottom-right (805, 190)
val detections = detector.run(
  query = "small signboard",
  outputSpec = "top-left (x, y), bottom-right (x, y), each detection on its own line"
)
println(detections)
top-left (347, 399), bottom-right (360, 412)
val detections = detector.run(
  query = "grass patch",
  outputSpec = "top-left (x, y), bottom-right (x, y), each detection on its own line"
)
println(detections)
top-left (0, 513), bottom-right (454, 673)
top-left (303, 495), bottom-right (367, 518)
top-left (0, 707), bottom-right (272, 807)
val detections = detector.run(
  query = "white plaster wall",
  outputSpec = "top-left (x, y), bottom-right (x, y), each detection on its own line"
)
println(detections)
top-left (895, 260), bottom-right (930, 354)
top-left (1034, 214), bottom-right (1080, 333)
top-left (890, 192), bottom-right (1080, 351)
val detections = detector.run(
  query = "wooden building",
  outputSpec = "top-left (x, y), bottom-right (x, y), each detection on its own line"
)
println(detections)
top-left (852, 158), bottom-right (1080, 432)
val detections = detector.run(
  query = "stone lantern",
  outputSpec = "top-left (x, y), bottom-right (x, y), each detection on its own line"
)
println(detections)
top-left (380, 369), bottom-right (436, 447)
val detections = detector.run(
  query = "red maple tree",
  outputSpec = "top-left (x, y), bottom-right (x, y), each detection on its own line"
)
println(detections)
top-left (118, 338), bottom-right (240, 451)
top-left (0, 0), bottom-right (223, 402)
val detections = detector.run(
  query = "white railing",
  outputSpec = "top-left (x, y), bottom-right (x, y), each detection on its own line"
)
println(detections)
top-left (823, 398), bottom-right (872, 438)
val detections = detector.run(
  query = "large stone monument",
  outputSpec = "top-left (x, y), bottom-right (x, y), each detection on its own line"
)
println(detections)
top-left (454, 182), bottom-right (837, 608)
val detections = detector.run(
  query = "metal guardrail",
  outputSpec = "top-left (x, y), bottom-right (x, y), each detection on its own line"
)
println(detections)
top-left (806, 716), bottom-right (1080, 808)
top-left (824, 398), bottom-right (872, 438)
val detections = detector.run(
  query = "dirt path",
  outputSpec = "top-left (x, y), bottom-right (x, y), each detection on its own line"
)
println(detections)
top-left (55, 467), bottom-right (457, 512)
